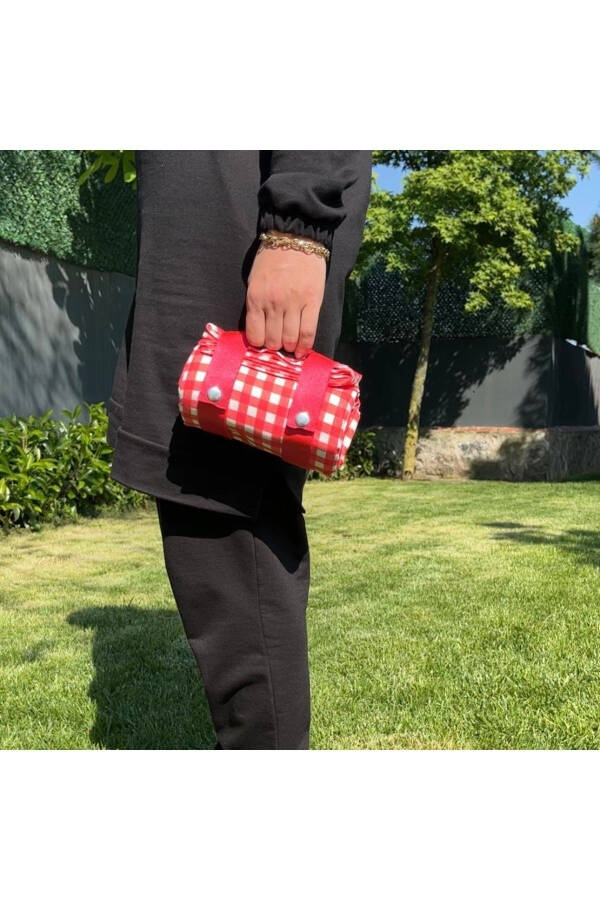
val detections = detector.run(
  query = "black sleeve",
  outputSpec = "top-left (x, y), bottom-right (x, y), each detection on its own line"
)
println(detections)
top-left (257, 151), bottom-right (372, 252)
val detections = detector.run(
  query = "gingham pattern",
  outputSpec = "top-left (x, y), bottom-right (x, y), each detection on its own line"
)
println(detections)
top-left (178, 322), bottom-right (362, 475)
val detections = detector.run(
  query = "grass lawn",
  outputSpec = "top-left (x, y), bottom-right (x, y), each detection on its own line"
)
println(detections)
top-left (1, 479), bottom-right (599, 750)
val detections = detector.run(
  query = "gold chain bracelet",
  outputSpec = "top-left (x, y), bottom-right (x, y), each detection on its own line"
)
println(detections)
top-left (258, 230), bottom-right (330, 260)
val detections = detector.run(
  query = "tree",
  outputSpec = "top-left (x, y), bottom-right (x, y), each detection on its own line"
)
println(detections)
top-left (358, 150), bottom-right (599, 479)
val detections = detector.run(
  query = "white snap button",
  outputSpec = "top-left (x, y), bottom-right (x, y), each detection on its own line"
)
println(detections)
top-left (207, 385), bottom-right (222, 402)
top-left (295, 411), bottom-right (310, 427)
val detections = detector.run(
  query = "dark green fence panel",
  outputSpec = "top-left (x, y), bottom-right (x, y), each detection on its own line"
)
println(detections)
top-left (350, 225), bottom-right (600, 355)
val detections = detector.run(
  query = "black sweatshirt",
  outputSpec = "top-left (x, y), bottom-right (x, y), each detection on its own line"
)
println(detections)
top-left (258, 151), bottom-right (372, 251)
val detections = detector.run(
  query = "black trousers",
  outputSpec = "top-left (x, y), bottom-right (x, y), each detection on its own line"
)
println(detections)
top-left (155, 479), bottom-right (311, 750)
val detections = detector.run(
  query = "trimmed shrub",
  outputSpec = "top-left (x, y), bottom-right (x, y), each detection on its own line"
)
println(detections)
top-left (307, 428), bottom-right (380, 481)
top-left (0, 403), bottom-right (147, 532)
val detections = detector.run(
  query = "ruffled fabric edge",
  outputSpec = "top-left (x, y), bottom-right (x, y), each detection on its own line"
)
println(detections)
top-left (258, 209), bottom-right (335, 252)
top-left (195, 322), bottom-right (362, 388)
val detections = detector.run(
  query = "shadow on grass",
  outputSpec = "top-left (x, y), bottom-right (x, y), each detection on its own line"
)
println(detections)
top-left (482, 522), bottom-right (600, 570)
top-left (67, 605), bottom-right (215, 750)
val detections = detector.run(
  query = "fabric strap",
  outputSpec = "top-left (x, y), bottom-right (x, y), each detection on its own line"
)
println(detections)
top-left (200, 330), bottom-right (334, 438)
top-left (197, 330), bottom-right (248, 410)
top-left (285, 350), bottom-right (334, 436)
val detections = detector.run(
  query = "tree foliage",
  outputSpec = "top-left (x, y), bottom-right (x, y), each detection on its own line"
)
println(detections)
top-left (78, 151), bottom-right (137, 188)
top-left (360, 150), bottom-right (599, 311)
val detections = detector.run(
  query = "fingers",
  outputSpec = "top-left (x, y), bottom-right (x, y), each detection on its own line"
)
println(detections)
top-left (246, 301), bottom-right (319, 356)
top-left (244, 304), bottom-right (266, 349)
top-left (264, 304), bottom-right (284, 351)
top-left (294, 304), bottom-right (319, 358)
top-left (245, 302), bottom-right (288, 353)
top-left (282, 307), bottom-right (301, 354)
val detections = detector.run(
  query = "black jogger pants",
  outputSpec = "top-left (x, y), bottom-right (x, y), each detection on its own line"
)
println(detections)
top-left (155, 481), bottom-right (311, 750)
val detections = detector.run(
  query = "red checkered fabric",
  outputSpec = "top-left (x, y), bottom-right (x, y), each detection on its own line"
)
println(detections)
top-left (178, 322), bottom-right (363, 476)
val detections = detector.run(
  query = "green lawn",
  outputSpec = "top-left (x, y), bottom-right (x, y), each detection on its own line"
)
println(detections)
top-left (1, 479), bottom-right (599, 749)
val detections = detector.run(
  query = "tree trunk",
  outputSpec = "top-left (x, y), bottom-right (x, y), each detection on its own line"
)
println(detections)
top-left (402, 237), bottom-right (443, 479)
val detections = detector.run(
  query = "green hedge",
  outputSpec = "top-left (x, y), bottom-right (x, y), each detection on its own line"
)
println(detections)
top-left (0, 150), bottom-right (137, 276)
top-left (0, 403), bottom-right (147, 532)
top-left (307, 428), bottom-right (381, 481)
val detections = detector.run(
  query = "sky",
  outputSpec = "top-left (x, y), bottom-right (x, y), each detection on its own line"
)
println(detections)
top-left (374, 160), bottom-right (600, 229)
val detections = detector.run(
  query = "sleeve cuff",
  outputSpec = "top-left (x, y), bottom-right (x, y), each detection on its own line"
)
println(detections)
top-left (258, 208), bottom-right (335, 253)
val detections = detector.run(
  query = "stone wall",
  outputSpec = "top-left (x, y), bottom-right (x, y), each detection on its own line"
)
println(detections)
top-left (371, 426), bottom-right (600, 481)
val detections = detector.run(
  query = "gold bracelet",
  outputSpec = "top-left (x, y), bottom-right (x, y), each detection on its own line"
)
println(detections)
top-left (258, 230), bottom-right (331, 260)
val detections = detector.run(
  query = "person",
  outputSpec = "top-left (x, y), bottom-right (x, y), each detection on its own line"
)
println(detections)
top-left (107, 151), bottom-right (373, 749)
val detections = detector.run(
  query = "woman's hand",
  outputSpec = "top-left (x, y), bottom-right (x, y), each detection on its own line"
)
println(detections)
top-left (245, 233), bottom-right (327, 358)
